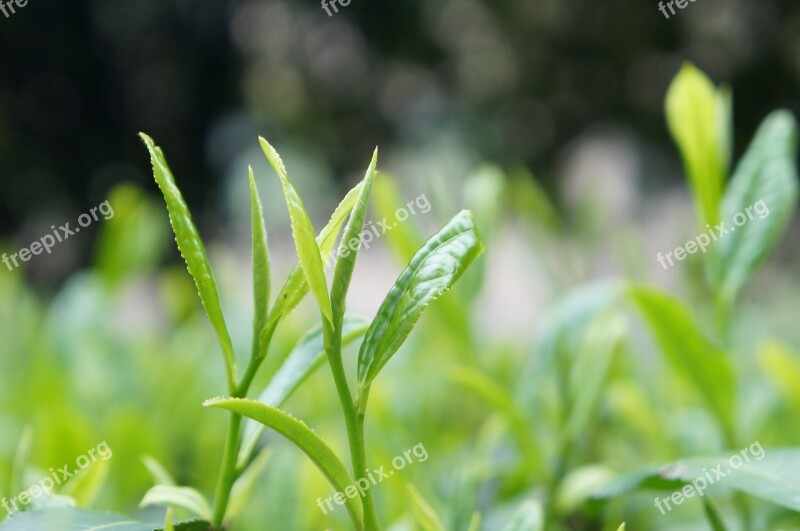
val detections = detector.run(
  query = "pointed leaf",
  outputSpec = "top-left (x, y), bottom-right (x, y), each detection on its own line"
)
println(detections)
top-left (140, 133), bottom-right (237, 389)
top-left (717, 110), bottom-right (798, 302)
top-left (665, 63), bottom-right (727, 227)
top-left (627, 285), bottom-right (735, 435)
top-left (59, 459), bottom-right (109, 508)
top-left (260, 137), bottom-right (332, 325)
top-left (238, 316), bottom-right (370, 466)
top-left (357, 210), bottom-right (483, 390)
top-left (140, 485), bottom-right (212, 521)
top-left (331, 148), bottom-right (378, 326)
top-left (249, 167), bottom-right (270, 354)
top-left (204, 397), bottom-right (363, 527)
top-left (141, 455), bottom-right (177, 487)
top-left (265, 180), bottom-right (363, 332)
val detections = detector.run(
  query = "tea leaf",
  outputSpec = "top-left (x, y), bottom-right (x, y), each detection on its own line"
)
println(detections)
top-left (238, 316), bottom-right (370, 466)
top-left (140, 485), bottom-right (212, 521)
top-left (357, 210), bottom-right (483, 391)
top-left (204, 397), bottom-right (363, 526)
top-left (265, 182), bottom-right (363, 338)
top-left (260, 137), bottom-right (332, 326)
top-left (249, 167), bottom-right (270, 355)
top-left (665, 63), bottom-right (727, 227)
top-left (717, 110), bottom-right (799, 302)
top-left (331, 148), bottom-right (378, 327)
top-left (140, 133), bottom-right (237, 389)
top-left (501, 499), bottom-right (544, 531)
top-left (627, 285), bottom-right (735, 439)
top-left (704, 499), bottom-right (727, 531)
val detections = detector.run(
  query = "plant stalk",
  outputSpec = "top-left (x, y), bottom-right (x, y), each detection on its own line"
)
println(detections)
top-left (324, 322), bottom-right (380, 530)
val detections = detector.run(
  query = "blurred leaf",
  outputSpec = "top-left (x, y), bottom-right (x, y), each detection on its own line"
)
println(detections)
top-left (595, 448), bottom-right (800, 513)
top-left (249, 167), bottom-right (270, 357)
top-left (94, 183), bottom-right (167, 286)
top-left (10, 426), bottom-right (32, 496)
top-left (703, 498), bottom-right (727, 531)
top-left (228, 448), bottom-right (271, 519)
top-left (665, 63), bottom-right (726, 227)
top-left (627, 285), bottom-right (735, 437)
top-left (467, 512), bottom-right (481, 531)
top-left (717, 110), bottom-right (798, 302)
top-left (140, 133), bottom-right (237, 390)
top-left (449, 366), bottom-right (540, 474)
top-left (357, 210), bottom-right (483, 392)
top-left (616, 524), bottom-right (625, 531)
top-left (0, 508), bottom-right (208, 530)
top-left (140, 485), bottom-right (212, 521)
top-left (555, 465), bottom-right (615, 513)
top-left (238, 316), bottom-right (370, 467)
top-left (508, 165), bottom-right (560, 232)
top-left (204, 398), bottom-right (363, 527)
top-left (331, 148), bottom-right (378, 326)
top-left (566, 312), bottom-right (626, 441)
top-left (372, 172), bottom-right (426, 264)
top-left (758, 340), bottom-right (800, 410)
top-left (260, 137), bottom-right (332, 326)
top-left (407, 484), bottom-right (446, 531)
top-left (59, 459), bottom-right (109, 508)
top-left (501, 499), bottom-right (543, 531)
top-left (141, 455), bottom-right (177, 487)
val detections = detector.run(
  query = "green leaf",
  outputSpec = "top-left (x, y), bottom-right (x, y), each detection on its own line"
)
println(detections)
top-left (140, 133), bottom-right (237, 389)
top-left (238, 316), bottom-right (370, 467)
top-left (566, 312), bottom-right (626, 441)
top-left (717, 110), bottom-right (799, 302)
top-left (627, 285), bottom-right (735, 436)
top-left (331, 148), bottom-right (378, 326)
top-left (204, 397), bottom-right (363, 527)
top-left (141, 455), bottom-right (177, 486)
top-left (59, 459), bottom-right (109, 508)
top-left (357, 210), bottom-right (483, 391)
top-left (228, 448), bottom-right (272, 519)
top-left (665, 63), bottom-right (727, 227)
top-left (260, 137), bottom-right (332, 326)
top-left (140, 485), bottom-right (212, 521)
top-left (265, 180), bottom-right (363, 332)
top-left (596, 447), bottom-right (800, 514)
top-left (164, 508), bottom-right (175, 531)
top-left (407, 484), bottom-right (446, 531)
top-left (249, 167), bottom-right (270, 356)
top-left (449, 366), bottom-right (540, 474)
top-left (703, 498), bottom-right (727, 531)
top-left (0, 508), bottom-right (209, 531)
top-left (501, 499), bottom-right (544, 531)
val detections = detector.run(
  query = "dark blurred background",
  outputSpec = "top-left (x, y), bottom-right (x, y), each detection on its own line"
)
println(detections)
top-left (2, 0), bottom-right (800, 283)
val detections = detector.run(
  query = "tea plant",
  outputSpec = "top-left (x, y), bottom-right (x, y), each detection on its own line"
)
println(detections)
top-left (0, 137), bottom-right (483, 530)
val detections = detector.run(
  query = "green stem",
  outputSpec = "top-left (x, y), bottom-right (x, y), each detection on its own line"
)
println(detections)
top-left (211, 324), bottom-right (276, 529)
top-left (212, 412), bottom-right (242, 529)
top-left (324, 323), bottom-right (379, 531)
